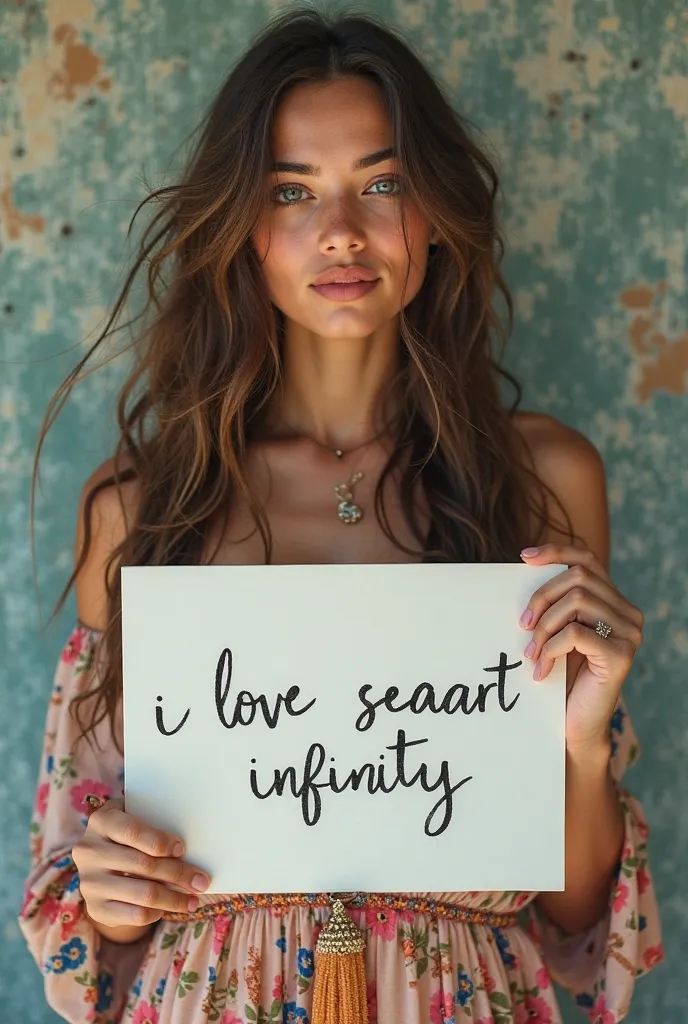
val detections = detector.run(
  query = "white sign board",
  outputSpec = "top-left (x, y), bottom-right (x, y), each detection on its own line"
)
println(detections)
top-left (121, 563), bottom-right (567, 894)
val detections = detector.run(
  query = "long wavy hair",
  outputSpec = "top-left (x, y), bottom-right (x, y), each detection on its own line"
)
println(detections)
top-left (32, 2), bottom-right (573, 754)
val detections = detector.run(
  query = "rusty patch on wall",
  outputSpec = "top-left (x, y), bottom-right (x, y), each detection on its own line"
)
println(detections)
top-left (621, 282), bottom-right (688, 401)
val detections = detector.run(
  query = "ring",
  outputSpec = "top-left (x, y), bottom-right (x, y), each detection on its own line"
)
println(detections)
top-left (595, 619), bottom-right (612, 640)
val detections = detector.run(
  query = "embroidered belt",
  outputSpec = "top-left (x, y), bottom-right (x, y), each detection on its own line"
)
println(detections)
top-left (161, 891), bottom-right (520, 928)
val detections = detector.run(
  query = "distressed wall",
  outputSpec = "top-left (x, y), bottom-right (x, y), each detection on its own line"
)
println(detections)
top-left (1, 1), bottom-right (686, 1021)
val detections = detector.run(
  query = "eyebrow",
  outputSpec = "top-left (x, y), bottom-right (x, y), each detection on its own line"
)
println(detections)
top-left (270, 146), bottom-right (396, 175)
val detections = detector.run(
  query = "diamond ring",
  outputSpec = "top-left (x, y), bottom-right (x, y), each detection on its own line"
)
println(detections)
top-left (595, 619), bottom-right (612, 640)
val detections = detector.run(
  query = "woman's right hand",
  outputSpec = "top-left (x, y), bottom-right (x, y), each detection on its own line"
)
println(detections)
top-left (72, 798), bottom-right (211, 943)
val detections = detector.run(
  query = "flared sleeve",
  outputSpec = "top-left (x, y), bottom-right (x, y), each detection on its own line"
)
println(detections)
top-left (525, 696), bottom-right (664, 1023)
top-left (18, 623), bottom-right (153, 1024)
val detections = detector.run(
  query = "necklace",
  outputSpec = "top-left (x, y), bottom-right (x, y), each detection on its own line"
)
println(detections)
top-left (334, 470), bottom-right (364, 524)
top-left (278, 419), bottom-right (399, 525)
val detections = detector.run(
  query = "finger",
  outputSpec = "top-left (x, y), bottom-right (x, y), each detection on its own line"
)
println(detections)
top-left (520, 543), bottom-right (610, 583)
top-left (89, 899), bottom-right (164, 929)
top-left (520, 563), bottom-right (643, 632)
top-left (85, 874), bottom-right (201, 915)
top-left (89, 806), bottom-right (185, 859)
top-left (523, 590), bottom-right (643, 664)
top-left (533, 621), bottom-right (636, 681)
top-left (81, 840), bottom-right (211, 894)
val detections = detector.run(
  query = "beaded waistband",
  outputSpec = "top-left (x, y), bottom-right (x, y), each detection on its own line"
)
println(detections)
top-left (161, 892), bottom-right (520, 928)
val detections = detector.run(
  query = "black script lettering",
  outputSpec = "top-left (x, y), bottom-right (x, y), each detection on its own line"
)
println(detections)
top-left (482, 652), bottom-right (522, 712)
top-left (355, 684), bottom-right (399, 732)
top-left (249, 730), bottom-right (472, 836)
top-left (214, 647), bottom-right (316, 730)
top-left (355, 655), bottom-right (523, 731)
top-left (250, 742), bottom-right (325, 825)
top-left (155, 695), bottom-right (190, 736)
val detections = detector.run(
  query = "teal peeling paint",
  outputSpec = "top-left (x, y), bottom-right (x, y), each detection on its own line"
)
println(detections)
top-left (2, 2), bottom-right (686, 1021)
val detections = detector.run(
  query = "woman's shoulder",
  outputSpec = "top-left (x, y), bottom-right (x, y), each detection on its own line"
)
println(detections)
top-left (74, 453), bottom-right (141, 631)
top-left (511, 410), bottom-right (608, 552)
top-left (511, 409), bottom-right (605, 486)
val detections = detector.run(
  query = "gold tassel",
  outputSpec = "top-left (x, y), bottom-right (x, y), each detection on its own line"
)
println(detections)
top-left (312, 897), bottom-right (369, 1024)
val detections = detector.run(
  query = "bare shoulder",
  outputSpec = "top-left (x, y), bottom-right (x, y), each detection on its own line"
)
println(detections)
top-left (512, 410), bottom-right (604, 481)
top-left (511, 411), bottom-right (609, 562)
top-left (74, 452), bottom-right (141, 631)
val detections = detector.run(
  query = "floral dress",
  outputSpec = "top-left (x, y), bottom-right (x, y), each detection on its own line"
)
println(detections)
top-left (19, 624), bottom-right (664, 1024)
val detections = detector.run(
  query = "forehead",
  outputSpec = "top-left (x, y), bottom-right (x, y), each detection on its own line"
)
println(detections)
top-left (270, 78), bottom-right (392, 163)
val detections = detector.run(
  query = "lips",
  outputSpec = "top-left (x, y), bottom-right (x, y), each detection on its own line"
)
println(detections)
top-left (311, 265), bottom-right (379, 286)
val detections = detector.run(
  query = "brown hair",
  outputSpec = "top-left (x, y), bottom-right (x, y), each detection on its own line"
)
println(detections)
top-left (32, 2), bottom-right (573, 754)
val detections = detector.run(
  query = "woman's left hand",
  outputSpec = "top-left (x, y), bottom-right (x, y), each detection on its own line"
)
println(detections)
top-left (518, 543), bottom-right (645, 757)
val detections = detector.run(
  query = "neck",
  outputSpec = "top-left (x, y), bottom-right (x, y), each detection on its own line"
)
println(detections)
top-left (264, 319), bottom-right (402, 450)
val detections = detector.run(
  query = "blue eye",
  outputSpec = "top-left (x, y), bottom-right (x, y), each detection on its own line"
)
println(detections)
top-left (272, 175), bottom-right (402, 206)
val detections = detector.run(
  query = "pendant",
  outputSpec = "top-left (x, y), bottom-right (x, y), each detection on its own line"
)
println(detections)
top-left (337, 500), bottom-right (363, 524)
top-left (334, 471), bottom-right (364, 525)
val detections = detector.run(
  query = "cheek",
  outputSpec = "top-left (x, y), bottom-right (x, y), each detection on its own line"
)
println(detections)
top-left (250, 222), bottom-right (305, 293)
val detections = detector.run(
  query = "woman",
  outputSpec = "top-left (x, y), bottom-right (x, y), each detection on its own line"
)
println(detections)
top-left (20, 5), bottom-right (662, 1023)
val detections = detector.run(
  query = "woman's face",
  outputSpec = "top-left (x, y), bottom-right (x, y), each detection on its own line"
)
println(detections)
top-left (250, 76), bottom-right (436, 340)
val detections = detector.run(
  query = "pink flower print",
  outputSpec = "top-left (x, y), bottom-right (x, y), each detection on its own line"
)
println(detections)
top-left (367, 980), bottom-right (378, 1023)
top-left (524, 994), bottom-right (553, 1023)
top-left (212, 915), bottom-right (232, 954)
top-left (59, 902), bottom-right (81, 940)
top-left (612, 880), bottom-right (629, 913)
top-left (70, 780), bottom-right (110, 817)
top-left (272, 974), bottom-right (283, 1001)
top-left (590, 996), bottom-right (614, 1024)
top-left (365, 907), bottom-right (397, 941)
top-left (637, 865), bottom-right (650, 895)
top-left (220, 1014), bottom-right (242, 1024)
top-left (636, 815), bottom-right (650, 841)
top-left (536, 966), bottom-right (551, 990)
top-left (132, 1002), bottom-right (159, 1024)
top-left (39, 894), bottom-right (61, 923)
top-left (643, 943), bottom-right (664, 969)
top-left (35, 782), bottom-right (50, 818)
top-left (477, 954), bottom-right (495, 993)
top-left (429, 989), bottom-right (454, 1024)
top-left (62, 631), bottom-right (84, 664)
top-left (171, 950), bottom-right (186, 978)
top-left (513, 891), bottom-right (531, 909)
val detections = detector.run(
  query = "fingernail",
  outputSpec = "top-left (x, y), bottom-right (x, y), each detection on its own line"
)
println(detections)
top-left (533, 662), bottom-right (542, 680)
top-left (524, 640), bottom-right (536, 659)
top-left (192, 873), bottom-right (210, 892)
top-left (521, 547), bottom-right (540, 558)
top-left (520, 608), bottom-right (533, 628)
top-left (172, 841), bottom-right (184, 857)
top-left (187, 896), bottom-right (199, 911)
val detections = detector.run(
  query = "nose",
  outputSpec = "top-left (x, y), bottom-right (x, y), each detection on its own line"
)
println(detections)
top-left (318, 199), bottom-right (366, 252)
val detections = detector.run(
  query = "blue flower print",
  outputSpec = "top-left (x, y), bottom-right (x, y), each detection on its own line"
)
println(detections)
top-left (65, 872), bottom-right (80, 893)
top-left (46, 754), bottom-right (54, 775)
top-left (610, 705), bottom-right (625, 756)
top-left (283, 1004), bottom-right (309, 1022)
top-left (275, 935), bottom-right (287, 952)
top-left (456, 969), bottom-right (474, 1006)
top-left (208, 965), bottom-right (217, 985)
top-left (47, 937), bottom-right (87, 973)
top-left (297, 947), bottom-right (314, 978)
top-left (132, 976), bottom-right (143, 997)
top-left (610, 706), bottom-right (625, 734)
top-left (492, 927), bottom-right (515, 968)
top-left (96, 970), bottom-right (114, 1012)
top-left (54, 855), bottom-right (72, 870)
top-left (576, 993), bottom-right (594, 1009)
top-left (156, 976), bottom-right (167, 997)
